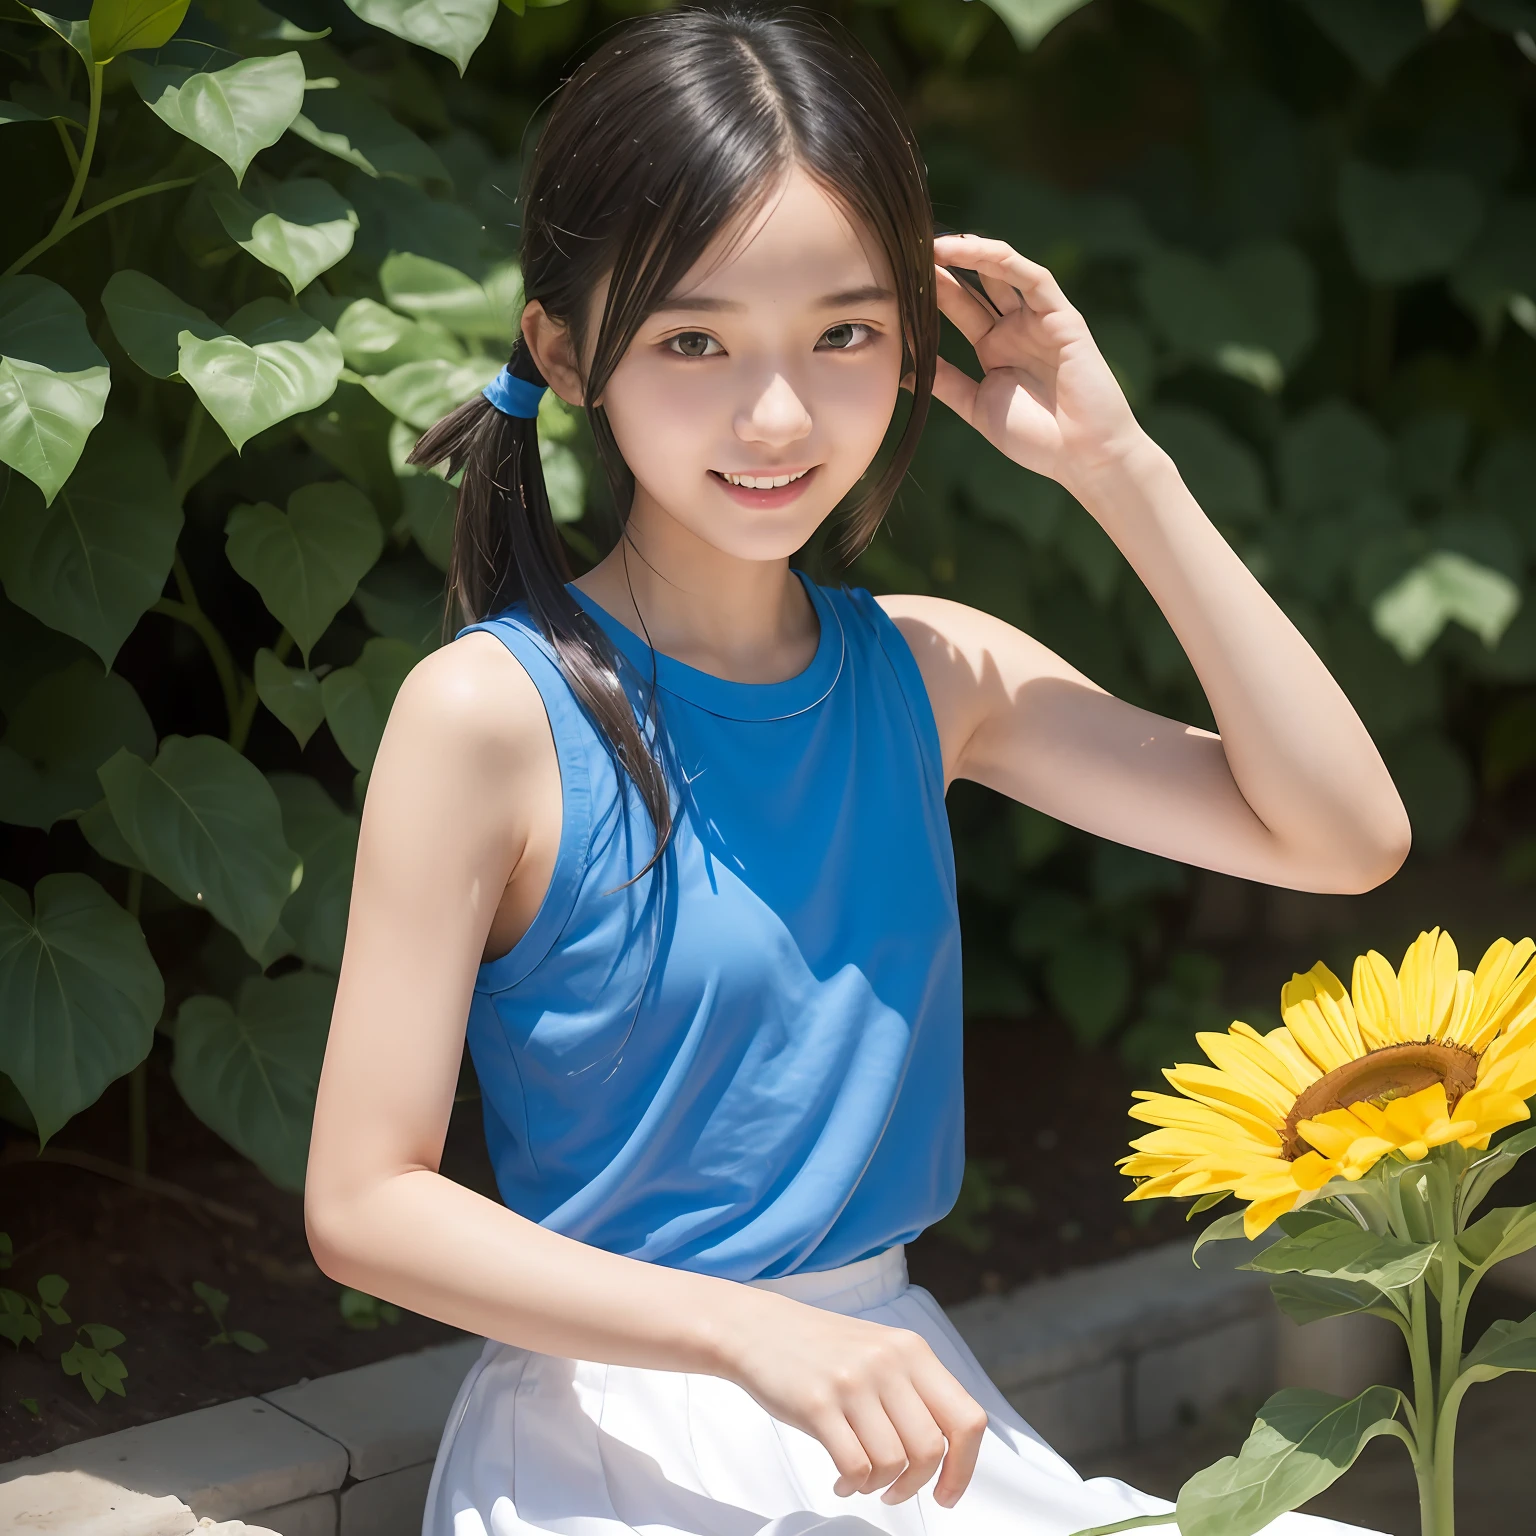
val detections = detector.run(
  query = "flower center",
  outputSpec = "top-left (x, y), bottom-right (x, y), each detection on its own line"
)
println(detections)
top-left (1282, 1040), bottom-right (1480, 1160)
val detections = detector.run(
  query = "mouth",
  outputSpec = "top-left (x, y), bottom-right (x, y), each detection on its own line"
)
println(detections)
top-left (709, 466), bottom-right (820, 505)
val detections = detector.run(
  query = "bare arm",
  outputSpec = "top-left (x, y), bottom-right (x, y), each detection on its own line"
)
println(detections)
top-left (304, 633), bottom-right (989, 1505)
top-left (880, 235), bottom-right (1410, 896)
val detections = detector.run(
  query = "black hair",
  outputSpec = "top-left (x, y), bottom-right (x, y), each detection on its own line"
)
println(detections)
top-left (409, 5), bottom-right (939, 858)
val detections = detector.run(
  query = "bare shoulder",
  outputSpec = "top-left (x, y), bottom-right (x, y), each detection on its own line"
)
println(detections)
top-left (383, 629), bottom-right (552, 774)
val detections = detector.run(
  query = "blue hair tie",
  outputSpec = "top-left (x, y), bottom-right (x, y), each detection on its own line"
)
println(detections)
top-left (483, 366), bottom-right (547, 419)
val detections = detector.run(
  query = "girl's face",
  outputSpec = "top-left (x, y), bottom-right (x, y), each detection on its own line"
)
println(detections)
top-left (585, 166), bottom-right (907, 562)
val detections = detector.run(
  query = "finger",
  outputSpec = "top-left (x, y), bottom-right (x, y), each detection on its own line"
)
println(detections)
top-left (979, 270), bottom-right (1022, 317)
top-left (930, 356), bottom-right (978, 425)
top-left (935, 264), bottom-right (996, 346)
top-left (915, 1371), bottom-right (990, 1507)
top-left (935, 234), bottom-right (1071, 316)
top-left (875, 1380), bottom-right (949, 1504)
top-left (840, 1394), bottom-right (912, 1496)
top-left (813, 1409), bottom-right (876, 1498)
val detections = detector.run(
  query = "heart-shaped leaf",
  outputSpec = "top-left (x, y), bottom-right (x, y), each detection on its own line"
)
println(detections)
top-left (96, 735), bottom-right (302, 958)
top-left (254, 648), bottom-right (325, 747)
top-left (976, 0), bottom-right (1094, 51)
top-left (353, 556), bottom-right (444, 653)
top-left (378, 253), bottom-right (521, 342)
top-left (226, 481), bottom-right (383, 660)
top-left (30, 7), bottom-right (94, 64)
top-left (1371, 550), bottom-right (1521, 663)
top-left (1294, 0), bottom-right (1427, 83)
top-left (342, 0), bottom-right (498, 72)
top-left (0, 660), bottom-right (155, 830)
top-left (1337, 160), bottom-right (1485, 287)
top-left (129, 51), bottom-right (306, 184)
top-left (102, 270), bottom-right (223, 380)
top-left (1173, 1386), bottom-right (1404, 1536)
top-left (172, 969), bottom-right (335, 1190)
top-left (361, 356), bottom-right (498, 429)
top-left (1459, 1202), bottom-right (1536, 1271)
top-left (270, 773), bottom-right (358, 972)
top-left (333, 298), bottom-right (465, 375)
top-left (0, 417), bottom-right (182, 667)
top-left (0, 275), bottom-right (111, 504)
top-left (209, 174), bottom-right (358, 295)
top-left (89, 0), bottom-right (190, 62)
top-left (288, 83), bottom-right (448, 186)
top-left (1268, 1273), bottom-right (1396, 1327)
top-left (321, 637), bottom-right (419, 770)
top-left (0, 873), bottom-right (162, 1147)
top-left (1461, 1310), bottom-right (1536, 1377)
top-left (178, 298), bottom-right (343, 451)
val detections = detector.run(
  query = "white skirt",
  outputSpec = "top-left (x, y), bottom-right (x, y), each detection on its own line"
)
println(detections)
top-left (422, 1244), bottom-right (1388, 1536)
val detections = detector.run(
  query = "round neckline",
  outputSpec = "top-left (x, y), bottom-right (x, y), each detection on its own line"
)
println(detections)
top-left (566, 568), bottom-right (842, 723)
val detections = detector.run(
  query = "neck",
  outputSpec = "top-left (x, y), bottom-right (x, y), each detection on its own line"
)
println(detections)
top-left (571, 493), bottom-right (819, 685)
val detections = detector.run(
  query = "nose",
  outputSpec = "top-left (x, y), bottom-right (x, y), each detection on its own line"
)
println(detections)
top-left (735, 371), bottom-right (812, 448)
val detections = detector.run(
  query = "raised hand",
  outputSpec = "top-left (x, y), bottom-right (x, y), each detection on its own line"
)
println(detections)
top-left (932, 232), bottom-right (1146, 495)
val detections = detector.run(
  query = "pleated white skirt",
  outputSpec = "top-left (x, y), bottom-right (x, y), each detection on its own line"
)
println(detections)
top-left (421, 1244), bottom-right (1388, 1536)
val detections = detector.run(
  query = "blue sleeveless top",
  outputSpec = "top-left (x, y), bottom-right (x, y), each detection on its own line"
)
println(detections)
top-left (459, 571), bottom-right (963, 1281)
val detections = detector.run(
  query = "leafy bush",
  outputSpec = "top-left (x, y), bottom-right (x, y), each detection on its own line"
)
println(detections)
top-left (2, 0), bottom-right (1535, 1186)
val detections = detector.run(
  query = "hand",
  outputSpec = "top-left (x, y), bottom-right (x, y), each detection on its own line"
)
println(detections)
top-left (715, 1287), bottom-right (989, 1506)
top-left (932, 233), bottom-right (1146, 495)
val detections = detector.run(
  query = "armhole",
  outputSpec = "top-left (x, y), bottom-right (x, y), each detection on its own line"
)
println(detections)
top-left (841, 587), bottom-right (949, 804)
top-left (458, 616), bottom-right (593, 994)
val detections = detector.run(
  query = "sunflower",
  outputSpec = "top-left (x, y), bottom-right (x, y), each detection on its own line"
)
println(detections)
top-left (1121, 929), bottom-right (1536, 1237)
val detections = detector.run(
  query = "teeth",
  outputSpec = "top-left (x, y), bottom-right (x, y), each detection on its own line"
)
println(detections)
top-left (722, 469), bottom-right (810, 489)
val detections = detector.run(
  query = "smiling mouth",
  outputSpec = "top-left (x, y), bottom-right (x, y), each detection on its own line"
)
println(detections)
top-left (714, 468), bottom-right (814, 489)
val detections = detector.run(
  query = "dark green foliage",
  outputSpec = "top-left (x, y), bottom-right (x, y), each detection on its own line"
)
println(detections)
top-left (1, 0), bottom-right (1534, 1182)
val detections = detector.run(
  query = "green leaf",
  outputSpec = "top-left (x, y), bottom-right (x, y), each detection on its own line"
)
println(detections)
top-left (129, 51), bottom-right (306, 184)
top-left (1337, 160), bottom-right (1485, 287)
top-left (1459, 1202), bottom-right (1536, 1270)
top-left (96, 735), bottom-right (302, 958)
top-left (342, 0), bottom-right (498, 72)
top-left (976, 0), bottom-right (1095, 50)
top-left (333, 298), bottom-right (464, 375)
top-left (31, 7), bottom-right (95, 64)
top-left (230, 1329), bottom-right (268, 1352)
top-left (172, 969), bottom-right (335, 1189)
top-left (0, 660), bottom-right (155, 830)
top-left (1174, 1386), bottom-right (1404, 1536)
top-left (1452, 197), bottom-right (1536, 339)
top-left (226, 482), bottom-right (382, 660)
top-left (1044, 932), bottom-right (1131, 1045)
top-left (540, 436), bottom-right (585, 525)
top-left (1191, 1209), bottom-right (1250, 1268)
top-left (209, 174), bottom-right (358, 295)
top-left (1461, 1127), bottom-right (1536, 1220)
top-left (288, 83), bottom-right (449, 186)
top-left (1241, 1220), bottom-right (1436, 1292)
top-left (378, 254), bottom-right (521, 342)
top-left (101, 271), bottom-right (224, 380)
top-left (1460, 1310), bottom-right (1536, 1376)
top-left (1278, 400), bottom-right (1391, 516)
top-left (178, 298), bottom-right (344, 451)
top-left (321, 637), bottom-right (418, 770)
top-left (79, 1322), bottom-right (124, 1350)
top-left (0, 275), bottom-right (111, 504)
top-left (1381, 733), bottom-right (1474, 857)
top-left (0, 416), bottom-right (183, 668)
top-left (1268, 1273), bottom-right (1396, 1326)
top-left (1295, 0), bottom-right (1427, 82)
top-left (362, 356), bottom-right (498, 430)
top-left (254, 649), bottom-right (325, 748)
top-left (270, 773), bottom-right (357, 972)
top-left (1371, 551), bottom-right (1521, 663)
top-left (61, 1336), bottom-right (128, 1400)
top-left (353, 557), bottom-right (444, 652)
top-left (88, 0), bottom-right (190, 61)
top-left (0, 873), bottom-right (162, 1147)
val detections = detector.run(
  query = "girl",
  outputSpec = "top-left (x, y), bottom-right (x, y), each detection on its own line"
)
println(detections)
top-left (304, 9), bottom-right (1408, 1535)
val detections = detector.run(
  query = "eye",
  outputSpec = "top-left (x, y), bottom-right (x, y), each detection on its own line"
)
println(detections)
top-left (818, 322), bottom-right (874, 351)
top-left (668, 332), bottom-right (722, 358)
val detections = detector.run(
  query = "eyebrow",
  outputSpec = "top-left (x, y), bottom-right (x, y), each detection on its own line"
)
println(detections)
top-left (651, 284), bottom-right (896, 315)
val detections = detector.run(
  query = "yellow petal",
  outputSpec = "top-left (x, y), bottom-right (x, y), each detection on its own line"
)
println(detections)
top-left (1458, 938), bottom-right (1536, 1052)
top-left (1290, 1151), bottom-right (1336, 1190)
top-left (1165, 1064), bottom-right (1292, 1127)
top-left (1243, 1192), bottom-right (1300, 1239)
top-left (1198, 1030), bottom-right (1308, 1109)
top-left (1281, 963), bottom-right (1363, 1069)
top-left (1439, 969), bottom-right (1474, 1044)
top-left (1398, 929), bottom-right (1459, 1042)
top-left (1351, 950), bottom-right (1402, 1048)
top-left (1210, 1025), bottom-right (1316, 1098)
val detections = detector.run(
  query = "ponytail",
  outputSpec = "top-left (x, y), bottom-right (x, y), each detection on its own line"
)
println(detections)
top-left (407, 338), bottom-right (674, 867)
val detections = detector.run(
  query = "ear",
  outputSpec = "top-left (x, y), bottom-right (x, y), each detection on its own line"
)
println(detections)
top-left (521, 301), bottom-right (585, 407)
